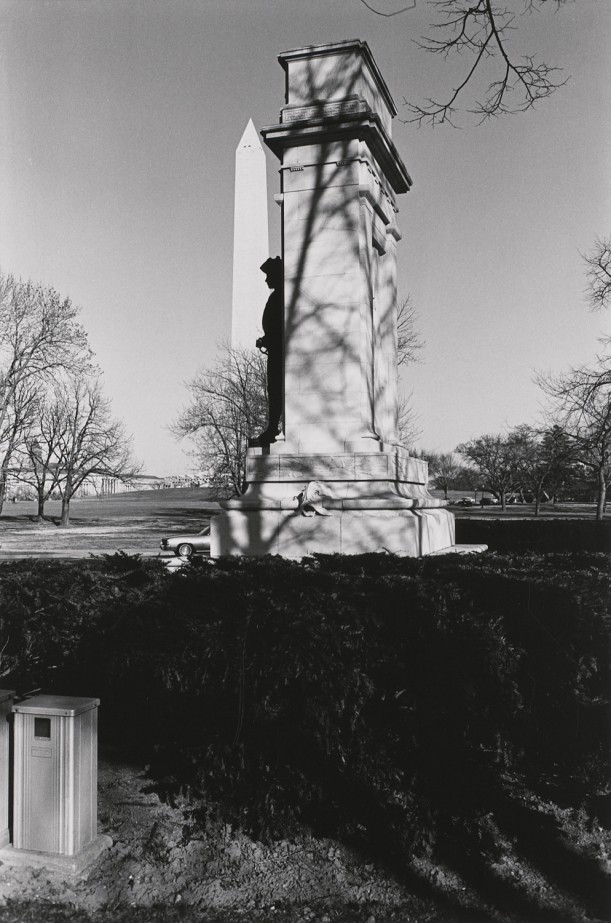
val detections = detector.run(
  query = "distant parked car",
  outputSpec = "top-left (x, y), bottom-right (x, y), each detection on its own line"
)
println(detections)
top-left (160, 526), bottom-right (211, 558)
top-left (454, 497), bottom-right (477, 506)
top-left (480, 497), bottom-right (499, 506)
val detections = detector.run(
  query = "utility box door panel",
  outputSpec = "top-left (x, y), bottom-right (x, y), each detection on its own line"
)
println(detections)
top-left (12, 696), bottom-right (99, 856)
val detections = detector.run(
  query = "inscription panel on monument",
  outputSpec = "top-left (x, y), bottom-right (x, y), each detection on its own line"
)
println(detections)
top-left (267, 454), bottom-right (398, 481)
top-left (247, 453), bottom-right (426, 484)
top-left (279, 456), bottom-right (355, 480)
top-left (282, 98), bottom-right (365, 124)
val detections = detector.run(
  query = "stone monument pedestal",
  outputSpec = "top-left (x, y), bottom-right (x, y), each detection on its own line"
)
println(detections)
top-left (213, 504), bottom-right (454, 559)
top-left (212, 442), bottom-right (454, 558)
top-left (213, 40), bottom-right (456, 559)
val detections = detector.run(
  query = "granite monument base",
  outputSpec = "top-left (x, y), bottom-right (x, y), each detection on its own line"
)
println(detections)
top-left (212, 443), bottom-right (456, 559)
top-left (211, 505), bottom-right (455, 559)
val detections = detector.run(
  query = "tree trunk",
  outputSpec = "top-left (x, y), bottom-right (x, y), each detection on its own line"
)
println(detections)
top-left (534, 493), bottom-right (540, 516)
top-left (0, 471), bottom-right (7, 515)
top-left (60, 495), bottom-right (71, 527)
top-left (595, 466), bottom-right (606, 521)
top-left (36, 487), bottom-right (46, 521)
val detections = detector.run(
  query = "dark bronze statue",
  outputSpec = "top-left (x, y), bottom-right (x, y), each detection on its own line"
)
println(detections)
top-left (254, 256), bottom-right (283, 446)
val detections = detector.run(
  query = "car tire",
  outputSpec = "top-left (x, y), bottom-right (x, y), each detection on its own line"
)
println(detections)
top-left (177, 543), bottom-right (194, 558)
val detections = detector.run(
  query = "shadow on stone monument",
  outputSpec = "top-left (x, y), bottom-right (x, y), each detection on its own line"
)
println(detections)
top-left (211, 39), bottom-right (458, 559)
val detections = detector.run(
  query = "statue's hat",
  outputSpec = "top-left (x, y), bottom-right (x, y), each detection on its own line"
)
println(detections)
top-left (260, 256), bottom-right (283, 274)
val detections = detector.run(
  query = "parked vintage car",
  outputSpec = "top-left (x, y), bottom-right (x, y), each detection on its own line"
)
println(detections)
top-left (160, 526), bottom-right (211, 557)
top-left (480, 496), bottom-right (500, 506)
top-left (454, 497), bottom-right (477, 506)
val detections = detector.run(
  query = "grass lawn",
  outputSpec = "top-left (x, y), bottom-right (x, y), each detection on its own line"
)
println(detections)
top-left (0, 489), bottom-right (218, 557)
top-left (0, 486), bottom-right (607, 557)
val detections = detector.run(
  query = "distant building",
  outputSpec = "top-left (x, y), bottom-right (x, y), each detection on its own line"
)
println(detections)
top-left (4, 466), bottom-right (208, 500)
top-left (75, 473), bottom-right (166, 496)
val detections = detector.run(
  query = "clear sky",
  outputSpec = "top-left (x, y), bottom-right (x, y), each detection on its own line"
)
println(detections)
top-left (1, 0), bottom-right (609, 475)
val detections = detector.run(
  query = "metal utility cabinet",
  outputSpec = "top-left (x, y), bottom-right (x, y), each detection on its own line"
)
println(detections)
top-left (12, 695), bottom-right (100, 855)
top-left (0, 689), bottom-right (15, 848)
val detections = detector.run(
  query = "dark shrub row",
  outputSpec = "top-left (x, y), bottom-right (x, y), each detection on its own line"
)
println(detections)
top-left (456, 517), bottom-right (611, 552)
top-left (0, 551), bottom-right (609, 858)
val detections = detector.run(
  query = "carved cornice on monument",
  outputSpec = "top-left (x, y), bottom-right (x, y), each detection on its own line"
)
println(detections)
top-left (261, 101), bottom-right (412, 195)
top-left (278, 39), bottom-right (398, 119)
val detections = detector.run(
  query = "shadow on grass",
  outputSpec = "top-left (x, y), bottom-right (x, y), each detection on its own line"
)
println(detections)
top-left (429, 784), bottom-right (611, 923)
top-left (0, 515), bottom-right (59, 526)
top-left (153, 509), bottom-right (212, 523)
top-left (493, 797), bottom-right (610, 919)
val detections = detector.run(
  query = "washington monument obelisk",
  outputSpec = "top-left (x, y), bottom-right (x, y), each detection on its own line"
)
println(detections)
top-left (231, 119), bottom-right (269, 349)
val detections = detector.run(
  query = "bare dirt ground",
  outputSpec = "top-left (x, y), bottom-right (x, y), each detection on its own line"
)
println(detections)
top-left (0, 753), bottom-right (608, 923)
top-left (0, 754), bottom-right (421, 922)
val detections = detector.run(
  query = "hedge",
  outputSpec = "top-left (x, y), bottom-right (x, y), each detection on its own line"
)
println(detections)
top-left (0, 551), bottom-right (609, 861)
top-left (456, 517), bottom-right (611, 552)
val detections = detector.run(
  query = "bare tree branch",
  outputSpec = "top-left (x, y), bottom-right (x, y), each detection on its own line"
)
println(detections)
top-left (359, 0), bottom-right (416, 15)
top-left (397, 296), bottom-right (425, 367)
top-left (397, 389), bottom-right (422, 447)
top-left (583, 236), bottom-right (611, 312)
top-left (0, 270), bottom-right (92, 448)
top-left (398, 0), bottom-right (570, 126)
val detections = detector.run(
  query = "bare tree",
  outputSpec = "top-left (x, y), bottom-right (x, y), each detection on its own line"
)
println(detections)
top-left (539, 362), bottom-right (611, 520)
top-left (40, 375), bottom-right (139, 527)
top-left (0, 380), bottom-right (39, 512)
top-left (0, 271), bottom-right (91, 500)
top-left (457, 432), bottom-right (523, 509)
top-left (397, 390), bottom-right (422, 449)
top-left (420, 450), bottom-right (462, 499)
top-left (583, 236), bottom-right (611, 313)
top-left (172, 345), bottom-right (268, 497)
top-left (13, 393), bottom-right (65, 521)
top-left (0, 272), bottom-right (90, 415)
top-left (361, 0), bottom-right (570, 126)
top-left (397, 296), bottom-right (424, 367)
top-left (509, 423), bottom-right (579, 515)
top-left (396, 296), bottom-right (424, 447)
